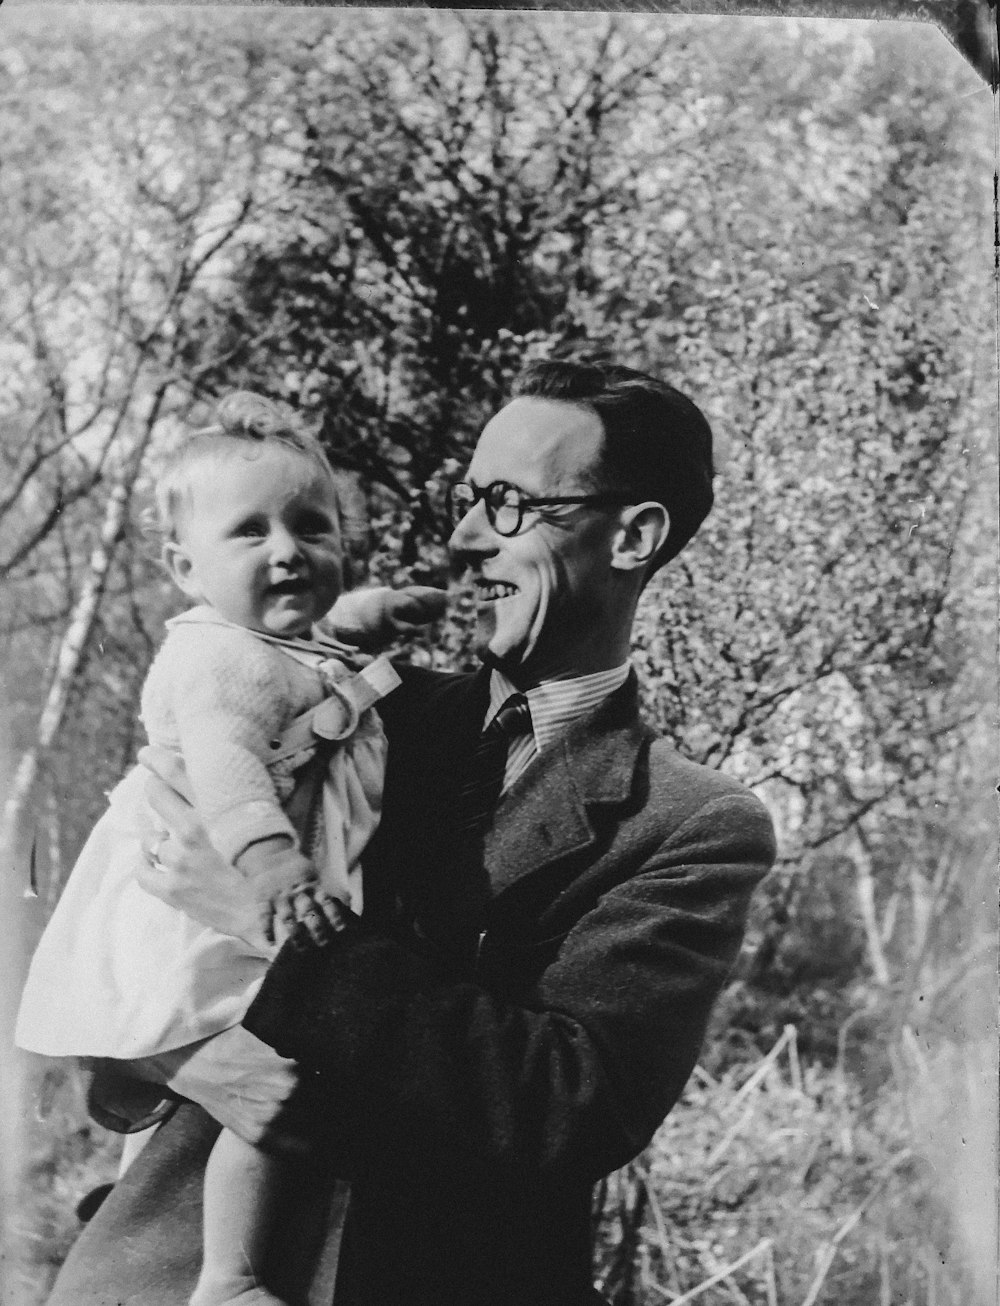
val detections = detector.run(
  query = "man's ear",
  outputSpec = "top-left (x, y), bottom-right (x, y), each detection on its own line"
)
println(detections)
top-left (609, 502), bottom-right (670, 575)
top-left (161, 540), bottom-right (201, 600)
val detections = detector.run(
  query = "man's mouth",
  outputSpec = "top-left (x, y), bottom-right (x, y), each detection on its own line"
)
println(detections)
top-left (475, 579), bottom-right (518, 603)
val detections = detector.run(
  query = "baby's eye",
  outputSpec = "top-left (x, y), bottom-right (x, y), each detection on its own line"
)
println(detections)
top-left (233, 518), bottom-right (268, 538)
top-left (296, 512), bottom-right (336, 538)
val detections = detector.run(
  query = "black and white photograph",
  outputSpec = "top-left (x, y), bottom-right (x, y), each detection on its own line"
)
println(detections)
top-left (0, 4), bottom-right (996, 1304)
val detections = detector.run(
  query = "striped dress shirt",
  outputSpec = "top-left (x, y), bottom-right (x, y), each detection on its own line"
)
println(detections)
top-left (485, 663), bottom-right (632, 794)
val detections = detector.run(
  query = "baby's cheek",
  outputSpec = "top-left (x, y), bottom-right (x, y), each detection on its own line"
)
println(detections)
top-left (316, 557), bottom-right (345, 601)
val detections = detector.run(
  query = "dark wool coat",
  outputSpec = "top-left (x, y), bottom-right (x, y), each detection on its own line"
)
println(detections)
top-left (47, 666), bottom-right (776, 1306)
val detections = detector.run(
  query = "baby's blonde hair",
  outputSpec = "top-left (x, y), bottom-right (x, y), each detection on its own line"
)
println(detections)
top-left (154, 391), bottom-right (340, 543)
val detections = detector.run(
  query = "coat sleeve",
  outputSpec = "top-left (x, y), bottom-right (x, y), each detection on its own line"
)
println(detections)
top-left (243, 789), bottom-right (776, 1185)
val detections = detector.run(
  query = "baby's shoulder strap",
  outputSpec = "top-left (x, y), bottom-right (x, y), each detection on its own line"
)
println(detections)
top-left (266, 655), bottom-right (401, 766)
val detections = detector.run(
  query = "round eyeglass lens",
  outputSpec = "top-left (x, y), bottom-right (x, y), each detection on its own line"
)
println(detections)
top-left (489, 484), bottom-right (524, 536)
top-left (447, 483), bottom-right (474, 525)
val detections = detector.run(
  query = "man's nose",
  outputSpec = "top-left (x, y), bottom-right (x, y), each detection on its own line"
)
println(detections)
top-left (448, 499), bottom-right (494, 556)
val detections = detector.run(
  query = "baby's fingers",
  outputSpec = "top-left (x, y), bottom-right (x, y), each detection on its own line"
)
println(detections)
top-left (394, 585), bottom-right (448, 625)
top-left (313, 890), bottom-right (352, 934)
top-left (257, 901), bottom-right (277, 947)
top-left (271, 894), bottom-right (299, 948)
top-left (292, 890), bottom-right (352, 948)
top-left (286, 888), bottom-right (331, 948)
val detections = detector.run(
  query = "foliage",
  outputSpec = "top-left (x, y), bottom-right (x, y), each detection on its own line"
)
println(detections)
top-left (0, 9), bottom-right (993, 1301)
top-left (121, 9), bottom-right (996, 1022)
top-left (0, 10), bottom-right (304, 867)
top-left (0, 15), bottom-right (277, 591)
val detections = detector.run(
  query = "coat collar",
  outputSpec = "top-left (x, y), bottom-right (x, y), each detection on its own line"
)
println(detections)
top-left (483, 670), bottom-right (653, 896)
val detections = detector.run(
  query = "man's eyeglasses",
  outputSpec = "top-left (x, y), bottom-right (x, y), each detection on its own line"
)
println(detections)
top-left (445, 480), bottom-right (634, 538)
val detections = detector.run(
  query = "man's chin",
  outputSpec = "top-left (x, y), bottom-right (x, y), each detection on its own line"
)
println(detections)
top-left (473, 614), bottom-right (534, 683)
top-left (479, 646), bottom-right (506, 673)
top-left (480, 642), bottom-right (536, 689)
top-left (477, 634), bottom-right (508, 666)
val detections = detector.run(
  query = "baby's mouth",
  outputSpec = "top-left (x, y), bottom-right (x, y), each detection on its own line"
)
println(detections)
top-left (268, 576), bottom-right (310, 598)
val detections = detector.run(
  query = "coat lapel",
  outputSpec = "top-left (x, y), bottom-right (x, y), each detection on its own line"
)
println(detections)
top-left (485, 672), bottom-right (652, 897)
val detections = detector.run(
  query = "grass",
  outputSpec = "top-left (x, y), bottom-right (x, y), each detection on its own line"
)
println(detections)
top-left (3, 1030), bottom-right (994, 1306)
top-left (594, 1028), bottom-right (996, 1306)
top-left (3, 1058), bottom-right (122, 1306)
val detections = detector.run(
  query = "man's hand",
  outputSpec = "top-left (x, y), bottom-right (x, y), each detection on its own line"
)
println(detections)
top-left (328, 584), bottom-right (448, 649)
top-left (138, 747), bottom-right (351, 952)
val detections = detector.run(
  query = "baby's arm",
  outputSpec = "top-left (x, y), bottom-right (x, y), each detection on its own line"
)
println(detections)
top-left (326, 584), bottom-right (447, 650)
top-left (151, 627), bottom-right (334, 943)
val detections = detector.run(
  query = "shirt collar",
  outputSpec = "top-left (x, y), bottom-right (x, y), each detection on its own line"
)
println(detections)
top-left (486, 663), bottom-right (632, 754)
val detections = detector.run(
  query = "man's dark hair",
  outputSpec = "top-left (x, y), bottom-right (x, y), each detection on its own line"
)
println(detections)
top-left (511, 358), bottom-right (715, 574)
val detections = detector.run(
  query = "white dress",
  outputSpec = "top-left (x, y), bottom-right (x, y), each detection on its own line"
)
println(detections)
top-left (15, 606), bottom-right (399, 1060)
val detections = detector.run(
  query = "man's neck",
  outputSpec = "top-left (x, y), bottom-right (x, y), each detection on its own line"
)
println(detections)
top-left (489, 657), bottom-right (629, 693)
top-left (485, 633), bottom-right (635, 691)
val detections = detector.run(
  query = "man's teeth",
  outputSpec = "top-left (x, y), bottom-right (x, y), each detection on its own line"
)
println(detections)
top-left (478, 581), bottom-right (517, 601)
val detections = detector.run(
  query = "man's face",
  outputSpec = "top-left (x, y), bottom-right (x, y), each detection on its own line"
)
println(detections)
top-left (449, 397), bottom-right (627, 685)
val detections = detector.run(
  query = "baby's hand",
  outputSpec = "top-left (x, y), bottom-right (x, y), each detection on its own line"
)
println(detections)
top-left (382, 584), bottom-right (449, 634)
top-left (236, 841), bottom-right (343, 947)
top-left (280, 883), bottom-right (351, 948)
top-left (329, 584), bottom-right (447, 649)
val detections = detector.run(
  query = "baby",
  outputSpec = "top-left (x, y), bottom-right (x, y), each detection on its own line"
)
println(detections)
top-left (16, 392), bottom-right (445, 1306)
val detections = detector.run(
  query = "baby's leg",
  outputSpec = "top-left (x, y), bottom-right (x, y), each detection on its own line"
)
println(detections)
top-left (105, 1029), bottom-right (341, 1305)
top-left (190, 1127), bottom-right (290, 1306)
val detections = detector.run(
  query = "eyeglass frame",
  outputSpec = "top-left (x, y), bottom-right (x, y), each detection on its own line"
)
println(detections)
top-left (445, 479), bottom-right (636, 538)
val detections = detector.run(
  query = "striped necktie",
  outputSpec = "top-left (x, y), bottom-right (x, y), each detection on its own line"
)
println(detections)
top-left (459, 693), bottom-right (532, 839)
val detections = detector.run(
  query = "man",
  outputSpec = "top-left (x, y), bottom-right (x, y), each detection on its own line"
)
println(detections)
top-left (48, 358), bottom-right (776, 1306)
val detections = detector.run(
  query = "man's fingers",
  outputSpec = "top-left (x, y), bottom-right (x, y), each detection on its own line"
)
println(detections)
top-left (139, 830), bottom-right (165, 867)
top-left (134, 848), bottom-right (187, 917)
top-left (135, 856), bottom-right (174, 903)
top-left (142, 775), bottom-right (199, 842)
top-left (138, 745), bottom-right (195, 804)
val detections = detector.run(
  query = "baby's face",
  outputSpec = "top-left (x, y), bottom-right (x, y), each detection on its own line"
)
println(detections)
top-left (165, 445), bottom-right (344, 638)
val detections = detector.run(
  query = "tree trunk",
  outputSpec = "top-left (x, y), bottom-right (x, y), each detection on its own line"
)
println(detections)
top-left (853, 843), bottom-right (891, 987)
top-left (43, 780), bottom-right (66, 910)
top-left (0, 451), bottom-right (150, 879)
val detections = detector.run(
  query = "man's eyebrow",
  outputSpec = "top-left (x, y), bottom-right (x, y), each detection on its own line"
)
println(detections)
top-left (469, 477), bottom-right (531, 495)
